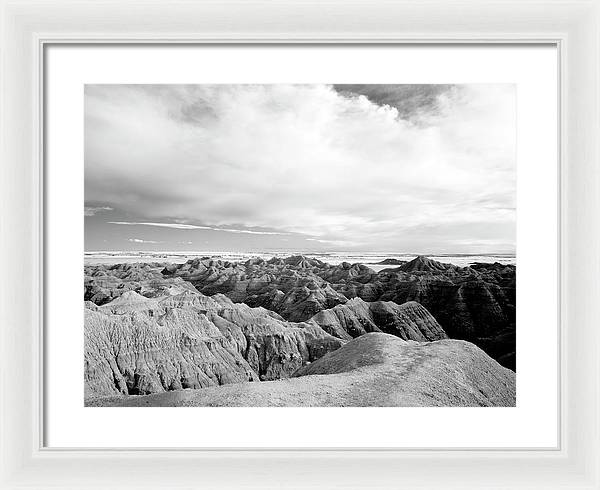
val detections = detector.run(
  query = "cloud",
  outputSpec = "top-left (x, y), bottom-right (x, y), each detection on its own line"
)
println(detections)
top-left (305, 237), bottom-right (359, 247)
top-left (112, 221), bottom-right (213, 230)
top-left (127, 238), bottom-right (161, 244)
top-left (109, 221), bottom-right (290, 235)
top-left (84, 206), bottom-right (113, 216)
top-left (333, 84), bottom-right (456, 122)
top-left (86, 84), bottom-right (515, 252)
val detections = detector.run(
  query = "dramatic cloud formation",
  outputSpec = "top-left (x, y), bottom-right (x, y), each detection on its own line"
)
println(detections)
top-left (85, 84), bottom-right (515, 253)
top-left (333, 84), bottom-right (456, 122)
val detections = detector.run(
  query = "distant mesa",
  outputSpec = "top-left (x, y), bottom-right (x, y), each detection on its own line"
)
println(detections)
top-left (398, 255), bottom-right (452, 273)
top-left (374, 258), bottom-right (406, 266)
top-left (283, 255), bottom-right (324, 268)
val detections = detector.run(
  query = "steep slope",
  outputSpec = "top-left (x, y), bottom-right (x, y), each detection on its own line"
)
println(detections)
top-left (163, 256), bottom-right (351, 321)
top-left (85, 255), bottom-right (516, 370)
top-left (88, 333), bottom-right (516, 407)
top-left (328, 257), bottom-right (515, 369)
top-left (310, 298), bottom-right (447, 342)
top-left (85, 289), bottom-right (343, 399)
top-left (398, 255), bottom-right (454, 273)
top-left (84, 262), bottom-right (197, 305)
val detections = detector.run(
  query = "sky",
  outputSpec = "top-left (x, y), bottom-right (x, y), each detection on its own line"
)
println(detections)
top-left (84, 84), bottom-right (516, 254)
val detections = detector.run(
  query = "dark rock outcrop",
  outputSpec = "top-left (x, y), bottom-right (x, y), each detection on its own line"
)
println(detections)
top-left (160, 256), bottom-right (352, 321)
top-left (398, 255), bottom-right (454, 272)
top-left (150, 255), bottom-right (516, 369)
top-left (310, 298), bottom-right (447, 342)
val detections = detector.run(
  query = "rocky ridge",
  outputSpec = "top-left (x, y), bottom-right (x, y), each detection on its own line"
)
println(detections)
top-left (151, 255), bottom-right (515, 369)
top-left (83, 253), bottom-right (515, 405)
top-left (85, 281), bottom-right (452, 400)
top-left (88, 333), bottom-right (516, 407)
top-left (310, 298), bottom-right (447, 342)
top-left (85, 289), bottom-right (344, 398)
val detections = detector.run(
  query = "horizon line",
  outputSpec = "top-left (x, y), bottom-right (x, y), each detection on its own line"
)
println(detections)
top-left (84, 250), bottom-right (517, 257)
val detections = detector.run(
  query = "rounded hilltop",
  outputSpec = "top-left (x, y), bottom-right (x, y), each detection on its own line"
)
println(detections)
top-left (89, 332), bottom-right (516, 407)
top-left (398, 255), bottom-right (453, 273)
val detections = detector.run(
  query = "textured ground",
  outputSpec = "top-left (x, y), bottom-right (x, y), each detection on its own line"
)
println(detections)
top-left (84, 255), bottom-right (517, 407)
top-left (85, 255), bottom-right (516, 369)
top-left (85, 286), bottom-right (448, 399)
top-left (87, 333), bottom-right (516, 407)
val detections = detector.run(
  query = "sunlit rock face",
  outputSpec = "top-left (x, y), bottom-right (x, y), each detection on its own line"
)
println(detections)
top-left (85, 289), bottom-right (343, 398)
top-left (88, 333), bottom-right (516, 408)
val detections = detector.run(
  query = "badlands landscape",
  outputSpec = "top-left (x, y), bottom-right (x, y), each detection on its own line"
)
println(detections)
top-left (84, 255), bottom-right (516, 407)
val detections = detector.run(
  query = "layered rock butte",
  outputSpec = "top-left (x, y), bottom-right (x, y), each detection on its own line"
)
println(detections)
top-left (84, 255), bottom-right (516, 406)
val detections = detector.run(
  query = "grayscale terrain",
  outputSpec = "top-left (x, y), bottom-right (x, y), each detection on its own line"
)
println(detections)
top-left (84, 255), bottom-right (516, 407)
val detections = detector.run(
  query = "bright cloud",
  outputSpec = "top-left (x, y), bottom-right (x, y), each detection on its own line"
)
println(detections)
top-left (127, 238), bottom-right (161, 244)
top-left (109, 221), bottom-right (290, 235)
top-left (85, 84), bottom-right (515, 253)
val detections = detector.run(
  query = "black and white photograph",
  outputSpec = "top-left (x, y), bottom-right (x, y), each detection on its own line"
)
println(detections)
top-left (83, 83), bottom-right (516, 407)
top-left (9, 0), bottom-right (600, 483)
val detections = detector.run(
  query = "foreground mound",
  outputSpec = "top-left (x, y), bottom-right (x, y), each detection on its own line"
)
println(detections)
top-left (88, 333), bottom-right (516, 407)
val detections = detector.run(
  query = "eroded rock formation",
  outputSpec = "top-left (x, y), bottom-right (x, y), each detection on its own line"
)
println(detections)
top-left (85, 289), bottom-right (343, 398)
top-left (153, 255), bottom-right (516, 369)
top-left (310, 298), bottom-right (447, 342)
top-left (88, 333), bottom-right (516, 407)
top-left (84, 254), bottom-right (517, 405)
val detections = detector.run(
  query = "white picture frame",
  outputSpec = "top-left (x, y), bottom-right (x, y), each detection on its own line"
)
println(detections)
top-left (1, 0), bottom-right (599, 488)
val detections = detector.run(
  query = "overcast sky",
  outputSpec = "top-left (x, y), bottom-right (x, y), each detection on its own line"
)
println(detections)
top-left (85, 84), bottom-right (515, 254)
